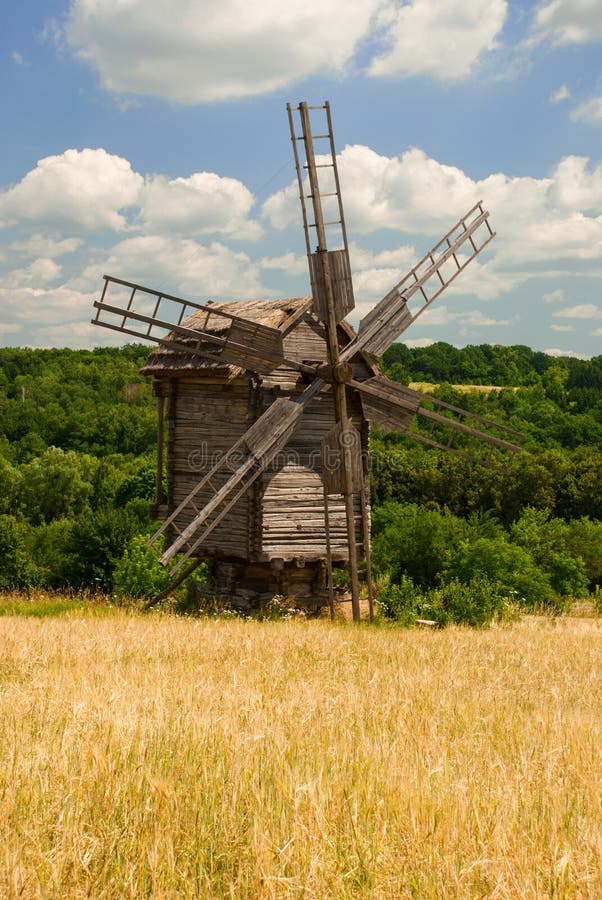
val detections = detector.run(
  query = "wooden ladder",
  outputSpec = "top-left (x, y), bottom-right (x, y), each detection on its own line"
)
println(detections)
top-left (353, 202), bottom-right (495, 356)
top-left (148, 398), bottom-right (305, 575)
top-left (287, 101), bottom-right (355, 324)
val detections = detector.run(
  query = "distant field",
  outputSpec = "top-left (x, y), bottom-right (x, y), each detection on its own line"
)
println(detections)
top-left (1, 606), bottom-right (601, 898)
top-left (409, 382), bottom-right (517, 394)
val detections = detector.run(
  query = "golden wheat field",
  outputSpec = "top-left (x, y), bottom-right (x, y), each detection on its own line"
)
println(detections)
top-left (1, 603), bottom-right (601, 898)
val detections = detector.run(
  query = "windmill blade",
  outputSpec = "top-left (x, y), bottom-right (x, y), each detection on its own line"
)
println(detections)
top-left (288, 99), bottom-right (362, 621)
top-left (148, 395), bottom-right (310, 576)
top-left (347, 203), bottom-right (495, 359)
top-left (92, 275), bottom-right (316, 376)
top-left (288, 101), bottom-right (354, 325)
top-left (352, 376), bottom-right (524, 472)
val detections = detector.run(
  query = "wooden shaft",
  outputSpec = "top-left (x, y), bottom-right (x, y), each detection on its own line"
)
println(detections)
top-left (299, 101), bottom-right (361, 622)
top-left (155, 389), bottom-right (165, 507)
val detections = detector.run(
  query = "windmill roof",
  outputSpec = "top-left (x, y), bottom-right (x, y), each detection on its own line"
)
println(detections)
top-left (140, 296), bottom-right (313, 377)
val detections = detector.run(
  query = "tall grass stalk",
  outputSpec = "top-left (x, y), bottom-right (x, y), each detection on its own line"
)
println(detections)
top-left (1, 613), bottom-right (601, 897)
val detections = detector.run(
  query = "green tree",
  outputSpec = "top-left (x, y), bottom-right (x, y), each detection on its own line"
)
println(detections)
top-left (16, 448), bottom-right (96, 525)
top-left (444, 536), bottom-right (555, 609)
top-left (0, 515), bottom-right (37, 589)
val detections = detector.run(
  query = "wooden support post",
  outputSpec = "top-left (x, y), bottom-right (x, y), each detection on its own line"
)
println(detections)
top-left (155, 382), bottom-right (165, 507)
top-left (322, 482), bottom-right (335, 621)
top-left (361, 473), bottom-right (374, 623)
top-left (299, 101), bottom-right (361, 623)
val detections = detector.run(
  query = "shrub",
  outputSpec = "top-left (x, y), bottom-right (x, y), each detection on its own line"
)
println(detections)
top-left (0, 515), bottom-right (38, 589)
top-left (445, 536), bottom-right (557, 610)
top-left (375, 574), bottom-right (420, 626)
top-left (112, 534), bottom-right (171, 600)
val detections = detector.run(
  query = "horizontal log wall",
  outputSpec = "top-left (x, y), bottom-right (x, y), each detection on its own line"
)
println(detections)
top-left (165, 377), bottom-right (253, 558)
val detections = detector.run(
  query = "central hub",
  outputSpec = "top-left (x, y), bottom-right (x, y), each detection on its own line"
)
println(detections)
top-left (317, 362), bottom-right (353, 384)
top-left (333, 362), bottom-right (353, 384)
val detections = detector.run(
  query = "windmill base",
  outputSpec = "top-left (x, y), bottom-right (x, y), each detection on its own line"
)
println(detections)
top-left (200, 558), bottom-right (331, 614)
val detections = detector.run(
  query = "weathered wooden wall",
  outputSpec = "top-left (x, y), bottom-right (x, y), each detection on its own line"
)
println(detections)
top-left (156, 309), bottom-right (373, 566)
top-left (165, 377), bottom-right (253, 558)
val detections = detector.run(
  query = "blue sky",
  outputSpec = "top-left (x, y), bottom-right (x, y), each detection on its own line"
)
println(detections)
top-left (1, 0), bottom-right (601, 358)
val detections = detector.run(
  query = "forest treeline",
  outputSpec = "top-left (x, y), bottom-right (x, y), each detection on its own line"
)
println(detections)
top-left (0, 343), bottom-right (600, 621)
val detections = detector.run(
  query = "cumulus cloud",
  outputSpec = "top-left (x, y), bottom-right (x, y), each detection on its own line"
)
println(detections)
top-left (0, 148), bottom-right (143, 231)
top-left (75, 235), bottom-right (269, 299)
top-left (544, 347), bottom-right (587, 358)
top-left (0, 151), bottom-right (262, 240)
top-left (62, 0), bottom-right (510, 104)
top-left (4, 258), bottom-right (62, 288)
top-left (64, 0), bottom-right (382, 104)
top-left (420, 305), bottom-right (514, 329)
top-left (264, 145), bottom-right (479, 236)
top-left (264, 145), bottom-right (602, 302)
top-left (403, 337), bottom-right (435, 348)
top-left (138, 172), bottom-right (261, 239)
top-left (571, 96), bottom-right (602, 125)
top-left (552, 303), bottom-right (602, 319)
top-left (532, 0), bottom-right (602, 45)
top-left (550, 324), bottom-right (575, 332)
top-left (368, 0), bottom-right (507, 80)
top-left (258, 252), bottom-right (308, 277)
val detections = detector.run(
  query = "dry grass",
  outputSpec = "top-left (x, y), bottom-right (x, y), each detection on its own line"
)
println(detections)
top-left (1, 609), bottom-right (601, 898)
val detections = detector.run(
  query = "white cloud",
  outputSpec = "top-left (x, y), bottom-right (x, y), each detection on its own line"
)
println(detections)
top-left (533, 0), bottom-right (602, 45)
top-left (75, 235), bottom-right (269, 299)
top-left (62, 0), bottom-right (514, 105)
top-left (258, 252), bottom-right (307, 277)
top-left (550, 324), bottom-right (575, 332)
top-left (8, 235), bottom-right (83, 259)
top-left (138, 172), bottom-right (261, 239)
top-left (593, 327), bottom-right (602, 336)
top-left (0, 149), bottom-right (143, 231)
top-left (420, 305), bottom-right (514, 329)
top-left (64, 0), bottom-right (383, 104)
top-left (543, 288), bottom-right (564, 303)
top-left (550, 84), bottom-right (570, 103)
top-left (552, 303), bottom-right (602, 319)
top-left (264, 146), bottom-right (602, 302)
top-left (369, 0), bottom-right (507, 80)
top-left (11, 52), bottom-right (25, 66)
top-left (3, 258), bottom-right (62, 288)
top-left (571, 96), bottom-right (602, 125)
top-left (403, 337), bottom-right (435, 348)
top-left (544, 347), bottom-right (587, 358)
top-left (264, 145), bottom-right (479, 236)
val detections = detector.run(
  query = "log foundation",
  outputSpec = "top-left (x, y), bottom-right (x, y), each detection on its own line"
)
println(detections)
top-left (201, 558), bottom-right (330, 614)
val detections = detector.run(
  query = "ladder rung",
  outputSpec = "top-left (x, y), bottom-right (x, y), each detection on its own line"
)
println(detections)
top-left (306, 192), bottom-right (338, 199)
top-left (302, 163), bottom-right (333, 169)
top-left (308, 220), bottom-right (342, 228)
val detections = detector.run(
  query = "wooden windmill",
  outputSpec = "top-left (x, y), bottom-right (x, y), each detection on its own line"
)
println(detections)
top-left (92, 101), bottom-right (523, 619)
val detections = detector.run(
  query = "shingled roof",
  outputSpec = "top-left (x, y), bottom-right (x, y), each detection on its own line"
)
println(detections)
top-left (140, 297), bottom-right (312, 378)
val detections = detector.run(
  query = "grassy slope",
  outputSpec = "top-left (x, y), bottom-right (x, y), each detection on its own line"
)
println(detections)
top-left (1, 609), bottom-right (601, 897)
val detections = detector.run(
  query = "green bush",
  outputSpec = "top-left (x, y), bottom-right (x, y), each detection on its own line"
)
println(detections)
top-left (445, 536), bottom-right (558, 610)
top-left (0, 515), bottom-right (38, 589)
top-left (112, 534), bottom-right (171, 600)
top-left (375, 574), bottom-right (419, 626)
top-left (427, 576), bottom-right (514, 627)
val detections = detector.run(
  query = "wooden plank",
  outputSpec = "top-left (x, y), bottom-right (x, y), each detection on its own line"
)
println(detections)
top-left (309, 249), bottom-right (354, 323)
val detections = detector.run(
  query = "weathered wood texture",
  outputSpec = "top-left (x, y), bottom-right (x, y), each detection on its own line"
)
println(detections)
top-left (152, 302), bottom-right (371, 567)
top-left (165, 379), bottom-right (252, 558)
